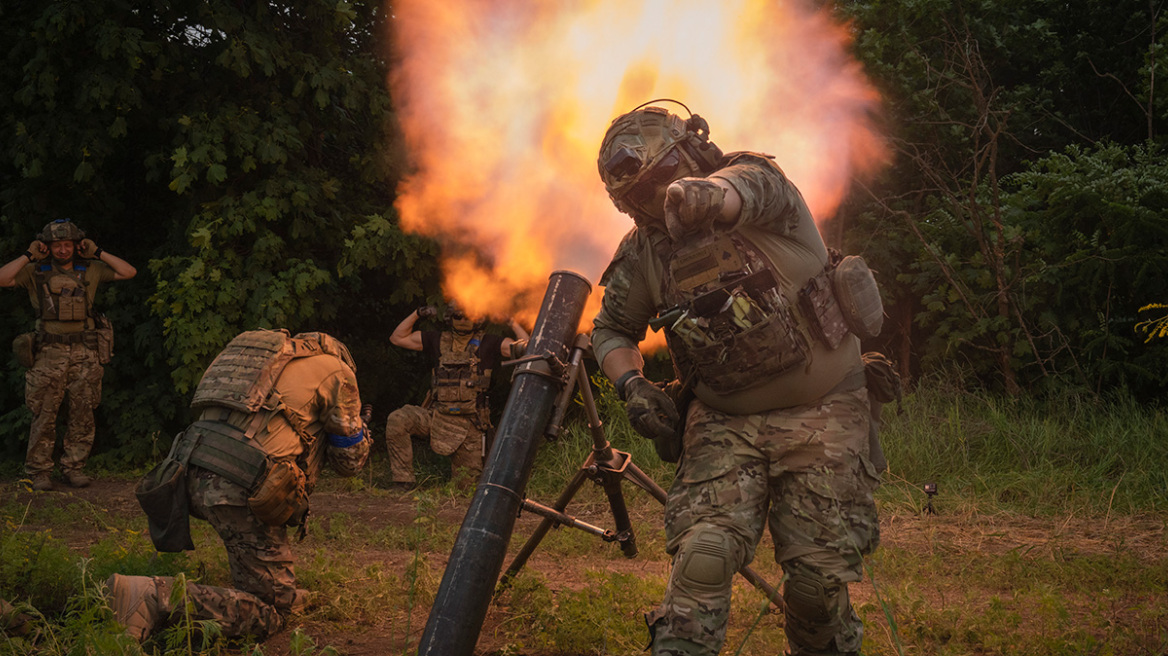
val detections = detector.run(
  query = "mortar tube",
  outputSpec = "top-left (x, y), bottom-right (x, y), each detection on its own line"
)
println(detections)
top-left (417, 270), bottom-right (592, 656)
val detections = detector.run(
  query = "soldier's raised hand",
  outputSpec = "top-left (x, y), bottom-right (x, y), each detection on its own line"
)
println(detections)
top-left (664, 177), bottom-right (725, 240)
top-left (26, 241), bottom-right (48, 261)
top-left (78, 239), bottom-right (100, 259)
top-left (417, 306), bottom-right (437, 319)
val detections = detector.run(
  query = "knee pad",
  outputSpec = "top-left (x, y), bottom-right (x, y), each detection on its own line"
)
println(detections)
top-left (784, 567), bottom-right (844, 624)
top-left (675, 528), bottom-right (736, 593)
top-left (784, 566), bottom-right (862, 654)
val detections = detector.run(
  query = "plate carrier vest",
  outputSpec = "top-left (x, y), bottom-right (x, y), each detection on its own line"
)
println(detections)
top-left (181, 330), bottom-right (334, 493)
top-left (658, 231), bottom-right (882, 395)
top-left (431, 331), bottom-right (492, 417)
top-left (660, 232), bottom-right (811, 394)
top-left (33, 263), bottom-right (91, 322)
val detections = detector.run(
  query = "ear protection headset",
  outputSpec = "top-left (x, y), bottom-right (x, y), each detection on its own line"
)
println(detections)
top-left (628, 98), bottom-right (724, 175)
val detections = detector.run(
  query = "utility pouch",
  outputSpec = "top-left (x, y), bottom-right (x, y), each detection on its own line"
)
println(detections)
top-left (832, 256), bottom-right (884, 340)
top-left (58, 287), bottom-right (87, 322)
top-left (861, 352), bottom-right (902, 474)
top-left (248, 459), bottom-right (309, 527)
top-left (135, 433), bottom-right (195, 552)
top-left (798, 270), bottom-right (849, 349)
top-left (655, 379), bottom-right (694, 464)
top-left (92, 314), bottom-right (114, 364)
top-left (185, 420), bottom-right (270, 490)
top-left (12, 333), bottom-right (36, 369)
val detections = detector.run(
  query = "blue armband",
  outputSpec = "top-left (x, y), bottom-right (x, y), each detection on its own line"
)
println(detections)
top-left (327, 429), bottom-right (365, 448)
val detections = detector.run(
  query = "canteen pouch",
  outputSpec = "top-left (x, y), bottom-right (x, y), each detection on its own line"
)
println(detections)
top-left (12, 333), bottom-right (36, 369)
top-left (93, 314), bottom-right (114, 364)
top-left (248, 459), bottom-right (309, 527)
top-left (832, 256), bottom-right (884, 340)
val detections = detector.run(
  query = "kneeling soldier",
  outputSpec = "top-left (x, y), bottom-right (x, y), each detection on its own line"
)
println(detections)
top-left (107, 329), bottom-right (371, 643)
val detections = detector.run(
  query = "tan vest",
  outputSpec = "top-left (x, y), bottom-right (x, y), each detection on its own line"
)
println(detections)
top-left (431, 331), bottom-right (492, 416)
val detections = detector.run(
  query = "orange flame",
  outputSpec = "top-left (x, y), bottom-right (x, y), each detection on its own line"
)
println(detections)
top-left (389, 0), bottom-right (886, 338)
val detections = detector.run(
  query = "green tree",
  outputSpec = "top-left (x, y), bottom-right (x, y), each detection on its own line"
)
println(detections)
top-left (0, 1), bottom-right (434, 464)
top-left (841, 0), bottom-right (1168, 398)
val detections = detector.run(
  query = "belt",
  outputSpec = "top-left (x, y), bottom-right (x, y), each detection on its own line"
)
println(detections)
top-left (827, 368), bottom-right (867, 396)
top-left (38, 332), bottom-right (89, 345)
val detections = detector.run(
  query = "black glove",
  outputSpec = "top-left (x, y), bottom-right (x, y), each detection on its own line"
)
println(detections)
top-left (664, 177), bottom-right (725, 240)
top-left (619, 373), bottom-right (682, 462)
top-left (417, 306), bottom-right (437, 319)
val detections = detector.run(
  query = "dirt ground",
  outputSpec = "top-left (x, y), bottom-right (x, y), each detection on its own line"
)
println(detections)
top-left (8, 477), bottom-right (1167, 655)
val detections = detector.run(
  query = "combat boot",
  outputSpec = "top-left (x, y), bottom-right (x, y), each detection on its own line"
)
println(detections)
top-left (30, 475), bottom-right (53, 492)
top-left (0, 597), bottom-right (32, 637)
top-left (105, 574), bottom-right (163, 641)
top-left (64, 472), bottom-right (92, 488)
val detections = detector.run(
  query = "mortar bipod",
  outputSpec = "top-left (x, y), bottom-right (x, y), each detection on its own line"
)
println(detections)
top-left (495, 334), bottom-right (783, 612)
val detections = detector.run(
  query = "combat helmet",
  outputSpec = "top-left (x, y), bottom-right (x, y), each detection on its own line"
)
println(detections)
top-left (37, 219), bottom-right (85, 243)
top-left (597, 100), bottom-right (724, 214)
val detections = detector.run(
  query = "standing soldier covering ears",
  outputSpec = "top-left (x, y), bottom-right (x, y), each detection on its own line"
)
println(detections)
top-left (0, 219), bottom-right (136, 491)
top-left (592, 101), bottom-right (886, 656)
top-left (385, 303), bottom-right (528, 490)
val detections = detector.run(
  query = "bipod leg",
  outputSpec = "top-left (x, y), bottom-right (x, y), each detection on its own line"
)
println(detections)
top-left (574, 361), bottom-right (640, 558)
top-left (496, 468), bottom-right (589, 596)
top-left (590, 452), bottom-right (638, 558)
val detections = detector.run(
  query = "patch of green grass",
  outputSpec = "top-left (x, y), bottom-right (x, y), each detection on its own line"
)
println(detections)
top-left (879, 385), bottom-right (1168, 515)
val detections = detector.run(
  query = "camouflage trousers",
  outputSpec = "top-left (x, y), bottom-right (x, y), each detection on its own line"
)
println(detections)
top-left (24, 342), bottom-right (103, 477)
top-left (649, 387), bottom-right (881, 656)
top-left (166, 469), bottom-right (298, 640)
top-left (385, 405), bottom-right (484, 488)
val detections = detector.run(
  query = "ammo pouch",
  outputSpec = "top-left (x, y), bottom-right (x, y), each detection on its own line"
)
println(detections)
top-left (135, 433), bottom-right (196, 552)
top-left (12, 333), bottom-right (36, 369)
top-left (92, 314), bottom-right (114, 364)
top-left (798, 270), bottom-right (849, 349)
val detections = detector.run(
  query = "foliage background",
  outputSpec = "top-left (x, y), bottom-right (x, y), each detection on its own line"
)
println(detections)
top-left (1, 0), bottom-right (1166, 468)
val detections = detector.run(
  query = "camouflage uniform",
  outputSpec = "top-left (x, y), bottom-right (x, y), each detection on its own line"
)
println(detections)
top-left (13, 259), bottom-right (115, 479)
top-left (386, 330), bottom-right (504, 488)
top-left (593, 152), bottom-right (881, 655)
top-left (154, 348), bottom-right (369, 641)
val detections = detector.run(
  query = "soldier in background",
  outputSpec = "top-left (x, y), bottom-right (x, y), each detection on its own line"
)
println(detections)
top-left (0, 219), bottom-right (136, 491)
top-left (106, 329), bottom-right (371, 643)
top-left (592, 102), bottom-right (883, 656)
top-left (385, 303), bottom-right (527, 490)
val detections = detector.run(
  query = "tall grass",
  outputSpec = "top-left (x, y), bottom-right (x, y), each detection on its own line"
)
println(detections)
top-left (879, 382), bottom-right (1168, 515)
